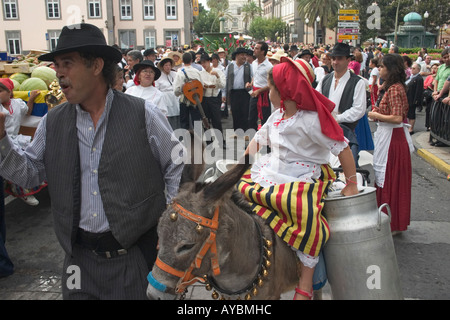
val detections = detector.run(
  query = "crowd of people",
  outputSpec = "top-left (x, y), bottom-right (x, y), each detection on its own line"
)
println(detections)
top-left (1, 21), bottom-right (449, 300)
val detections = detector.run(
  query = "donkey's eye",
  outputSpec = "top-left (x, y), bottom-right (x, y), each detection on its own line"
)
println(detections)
top-left (177, 243), bottom-right (196, 253)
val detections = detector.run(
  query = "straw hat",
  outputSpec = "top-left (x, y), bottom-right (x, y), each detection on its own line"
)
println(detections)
top-left (280, 56), bottom-right (315, 86)
top-left (168, 51), bottom-right (182, 60)
top-left (269, 49), bottom-right (288, 62)
top-left (158, 57), bottom-right (174, 70)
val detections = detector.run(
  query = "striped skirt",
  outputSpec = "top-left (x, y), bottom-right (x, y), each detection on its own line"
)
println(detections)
top-left (237, 164), bottom-right (335, 257)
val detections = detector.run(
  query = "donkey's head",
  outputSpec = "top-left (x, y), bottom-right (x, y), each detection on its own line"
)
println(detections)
top-left (147, 132), bottom-right (252, 299)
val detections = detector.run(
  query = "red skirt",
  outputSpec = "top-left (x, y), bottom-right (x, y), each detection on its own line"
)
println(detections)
top-left (376, 127), bottom-right (411, 231)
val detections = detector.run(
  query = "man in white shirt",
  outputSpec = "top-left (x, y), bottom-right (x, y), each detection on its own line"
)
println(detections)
top-left (199, 53), bottom-right (226, 148)
top-left (247, 41), bottom-right (273, 130)
top-left (316, 43), bottom-right (367, 167)
top-left (173, 52), bottom-right (204, 129)
top-left (419, 55), bottom-right (433, 80)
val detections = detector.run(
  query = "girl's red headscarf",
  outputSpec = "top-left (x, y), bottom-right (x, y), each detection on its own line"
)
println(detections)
top-left (272, 57), bottom-right (345, 142)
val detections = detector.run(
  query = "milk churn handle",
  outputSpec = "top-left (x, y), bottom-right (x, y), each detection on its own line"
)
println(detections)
top-left (377, 203), bottom-right (391, 231)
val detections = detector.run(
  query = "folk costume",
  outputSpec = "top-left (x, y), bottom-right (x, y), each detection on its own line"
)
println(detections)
top-left (237, 58), bottom-right (348, 269)
top-left (125, 60), bottom-right (168, 116)
top-left (373, 83), bottom-right (414, 232)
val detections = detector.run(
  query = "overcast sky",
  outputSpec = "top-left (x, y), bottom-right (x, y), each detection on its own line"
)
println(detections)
top-left (199, 0), bottom-right (209, 10)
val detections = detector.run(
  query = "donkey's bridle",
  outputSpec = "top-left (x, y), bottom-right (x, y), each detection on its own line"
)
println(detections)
top-left (155, 202), bottom-right (221, 294)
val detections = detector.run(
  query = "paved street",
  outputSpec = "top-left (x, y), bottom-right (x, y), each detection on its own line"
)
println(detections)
top-left (0, 109), bottom-right (449, 300)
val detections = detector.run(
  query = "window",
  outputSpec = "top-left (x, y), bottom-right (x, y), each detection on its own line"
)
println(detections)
top-left (46, 0), bottom-right (60, 19)
top-left (165, 31), bottom-right (179, 47)
top-left (119, 30), bottom-right (136, 49)
top-left (120, 0), bottom-right (132, 20)
top-left (6, 31), bottom-right (21, 55)
top-left (144, 29), bottom-right (156, 49)
top-left (88, 0), bottom-right (102, 18)
top-left (3, 0), bottom-right (18, 19)
top-left (166, 0), bottom-right (176, 20)
top-left (48, 30), bottom-right (61, 51)
top-left (143, 0), bottom-right (155, 20)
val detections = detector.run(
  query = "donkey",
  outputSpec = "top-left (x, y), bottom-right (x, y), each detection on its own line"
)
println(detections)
top-left (146, 133), bottom-right (301, 300)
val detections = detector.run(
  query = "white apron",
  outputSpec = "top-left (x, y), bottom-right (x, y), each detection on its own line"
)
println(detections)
top-left (373, 122), bottom-right (414, 188)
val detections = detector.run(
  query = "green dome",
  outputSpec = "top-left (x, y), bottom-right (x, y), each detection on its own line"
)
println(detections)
top-left (404, 12), bottom-right (422, 23)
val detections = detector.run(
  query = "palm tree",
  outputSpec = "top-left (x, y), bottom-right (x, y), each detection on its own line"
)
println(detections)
top-left (207, 0), bottom-right (233, 32)
top-left (297, 0), bottom-right (341, 44)
top-left (242, 1), bottom-right (262, 33)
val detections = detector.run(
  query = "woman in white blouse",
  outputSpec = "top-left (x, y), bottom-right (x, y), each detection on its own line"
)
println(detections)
top-left (156, 57), bottom-right (180, 130)
top-left (125, 60), bottom-right (168, 116)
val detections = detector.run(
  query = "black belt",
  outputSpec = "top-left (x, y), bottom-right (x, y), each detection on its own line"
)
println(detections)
top-left (76, 228), bottom-right (127, 259)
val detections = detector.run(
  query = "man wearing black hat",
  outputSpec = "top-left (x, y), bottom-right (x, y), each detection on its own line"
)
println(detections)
top-left (289, 45), bottom-right (299, 59)
top-left (0, 23), bottom-right (184, 299)
top-left (297, 49), bottom-right (316, 69)
top-left (222, 47), bottom-right (252, 133)
top-left (316, 43), bottom-right (367, 167)
top-left (143, 48), bottom-right (157, 63)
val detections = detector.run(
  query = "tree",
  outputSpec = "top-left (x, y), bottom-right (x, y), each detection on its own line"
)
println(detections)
top-left (347, 0), bottom-right (450, 46)
top-left (193, 4), bottom-right (219, 35)
top-left (296, 0), bottom-right (341, 44)
top-left (249, 17), bottom-right (286, 41)
top-left (207, 0), bottom-right (232, 32)
top-left (241, 1), bottom-right (262, 33)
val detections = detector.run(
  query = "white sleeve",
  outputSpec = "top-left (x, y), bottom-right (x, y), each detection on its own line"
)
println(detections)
top-left (335, 79), bottom-right (367, 124)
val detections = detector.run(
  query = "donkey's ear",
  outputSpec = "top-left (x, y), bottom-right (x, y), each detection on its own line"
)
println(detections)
top-left (202, 154), bottom-right (252, 203)
top-left (180, 130), bottom-right (205, 184)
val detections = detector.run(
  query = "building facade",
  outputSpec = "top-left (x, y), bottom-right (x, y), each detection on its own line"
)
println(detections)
top-left (262, 0), bottom-right (336, 45)
top-left (1, 0), bottom-right (193, 55)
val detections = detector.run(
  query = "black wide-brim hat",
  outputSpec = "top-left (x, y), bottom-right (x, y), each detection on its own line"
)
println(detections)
top-left (133, 60), bottom-right (161, 81)
top-left (234, 47), bottom-right (248, 55)
top-left (329, 43), bottom-right (352, 57)
top-left (299, 49), bottom-right (313, 58)
top-left (39, 23), bottom-right (122, 63)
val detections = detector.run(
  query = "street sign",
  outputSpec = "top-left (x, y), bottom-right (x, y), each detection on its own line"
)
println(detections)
top-left (338, 28), bottom-right (360, 34)
top-left (338, 34), bottom-right (359, 40)
top-left (338, 15), bottom-right (360, 21)
top-left (338, 22), bottom-right (360, 28)
top-left (338, 9), bottom-right (359, 15)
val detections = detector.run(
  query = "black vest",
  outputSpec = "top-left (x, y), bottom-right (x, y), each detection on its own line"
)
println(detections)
top-left (321, 71), bottom-right (362, 130)
top-left (226, 62), bottom-right (251, 100)
top-left (44, 91), bottom-right (166, 254)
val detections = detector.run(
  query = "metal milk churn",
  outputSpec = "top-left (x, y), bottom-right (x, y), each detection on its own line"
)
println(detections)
top-left (322, 187), bottom-right (403, 300)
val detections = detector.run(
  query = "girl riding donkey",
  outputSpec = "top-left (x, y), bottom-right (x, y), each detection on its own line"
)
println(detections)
top-left (238, 57), bottom-right (359, 300)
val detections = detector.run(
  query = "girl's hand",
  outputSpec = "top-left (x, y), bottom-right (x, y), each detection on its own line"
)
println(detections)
top-left (340, 182), bottom-right (358, 196)
top-left (368, 111), bottom-right (377, 121)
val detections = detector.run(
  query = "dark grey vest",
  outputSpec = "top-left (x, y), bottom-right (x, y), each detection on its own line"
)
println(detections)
top-left (321, 71), bottom-right (362, 130)
top-left (226, 62), bottom-right (251, 100)
top-left (44, 91), bottom-right (166, 254)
